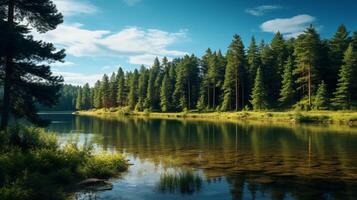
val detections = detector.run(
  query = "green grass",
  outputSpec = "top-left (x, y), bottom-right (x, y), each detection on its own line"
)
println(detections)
top-left (0, 126), bottom-right (128, 200)
top-left (76, 108), bottom-right (357, 126)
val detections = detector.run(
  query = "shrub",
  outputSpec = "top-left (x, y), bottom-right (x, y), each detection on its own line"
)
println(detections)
top-left (0, 126), bottom-right (128, 200)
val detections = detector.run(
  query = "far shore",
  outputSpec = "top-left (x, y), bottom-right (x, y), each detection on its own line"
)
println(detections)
top-left (73, 108), bottom-right (357, 126)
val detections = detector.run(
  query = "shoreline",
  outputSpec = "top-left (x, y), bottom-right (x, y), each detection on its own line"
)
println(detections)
top-left (73, 109), bottom-right (357, 126)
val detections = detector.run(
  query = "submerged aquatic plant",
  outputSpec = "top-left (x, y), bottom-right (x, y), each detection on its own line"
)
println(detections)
top-left (157, 169), bottom-right (202, 194)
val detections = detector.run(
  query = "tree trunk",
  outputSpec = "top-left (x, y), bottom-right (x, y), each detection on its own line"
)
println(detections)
top-left (1, 0), bottom-right (15, 130)
top-left (213, 79), bottom-right (215, 109)
top-left (207, 83), bottom-right (210, 108)
top-left (188, 79), bottom-right (191, 110)
top-left (235, 78), bottom-right (238, 111)
top-left (308, 64), bottom-right (311, 107)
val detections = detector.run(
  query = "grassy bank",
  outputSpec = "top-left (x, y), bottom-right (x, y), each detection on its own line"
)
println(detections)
top-left (75, 108), bottom-right (357, 126)
top-left (0, 126), bottom-right (128, 200)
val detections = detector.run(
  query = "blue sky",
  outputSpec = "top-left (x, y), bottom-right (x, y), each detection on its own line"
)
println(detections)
top-left (34, 0), bottom-right (357, 85)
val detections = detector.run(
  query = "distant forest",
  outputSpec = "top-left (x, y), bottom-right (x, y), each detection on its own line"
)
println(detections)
top-left (47, 25), bottom-right (357, 112)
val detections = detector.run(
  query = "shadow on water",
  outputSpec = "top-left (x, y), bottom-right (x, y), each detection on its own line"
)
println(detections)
top-left (41, 113), bottom-right (357, 199)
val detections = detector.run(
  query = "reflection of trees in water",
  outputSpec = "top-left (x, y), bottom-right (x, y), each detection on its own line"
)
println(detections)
top-left (64, 116), bottom-right (357, 198)
top-left (226, 173), bottom-right (357, 200)
top-left (156, 169), bottom-right (202, 195)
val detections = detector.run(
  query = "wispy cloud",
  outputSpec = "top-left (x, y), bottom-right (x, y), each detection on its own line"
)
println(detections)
top-left (33, 25), bottom-right (188, 65)
top-left (53, 0), bottom-right (98, 16)
top-left (260, 14), bottom-right (316, 38)
top-left (52, 70), bottom-right (104, 86)
top-left (122, 0), bottom-right (142, 6)
top-left (51, 61), bottom-right (75, 67)
top-left (245, 5), bottom-right (282, 16)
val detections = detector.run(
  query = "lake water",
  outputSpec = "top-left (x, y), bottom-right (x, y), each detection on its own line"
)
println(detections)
top-left (41, 113), bottom-right (357, 200)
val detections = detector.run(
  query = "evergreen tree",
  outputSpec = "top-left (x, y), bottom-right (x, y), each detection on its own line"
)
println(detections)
top-left (247, 37), bottom-right (261, 89)
top-left (144, 57), bottom-right (161, 110)
top-left (0, 0), bottom-right (64, 128)
top-left (109, 72), bottom-right (117, 107)
top-left (271, 31), bottom-right (288, 76)
top-left (128, 69), bottom-right (139, 109)
top-left (101, 74), bottom-right (111, 109)
top-left (314, 81), bottom-right (329, 110)
top-left (198, 48), bottom-right (213, 110)
top-left (221, 35), bottom-right (247, 111)
top-left (332, 44), bottom-right (357, 109)
top-left (294, 25), bottom-right (322, 107)
top-left (327, 24), bottom-right (351, 92)
top-left (93, 80), bottom-right (102, 108)
top-left (251, 67), bottom-right (267, 110)
top-left (279, 56), bottom-right (295, 107)
top-left (81, 83), bottom-right (91, 110)
top-left (160, 70), bottom-right (172, 112)
top-left (75, 87), bottom-right (82, 110)
top-left (116, 68), bottom-right (125, 106)
top-left (173, 55), bottom-right (200, 110)
top-left (135, 65), bottom-right (149, 111)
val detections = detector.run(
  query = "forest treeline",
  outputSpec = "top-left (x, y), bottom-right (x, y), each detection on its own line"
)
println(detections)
top-left (68, 25), bottom-right (357, 112)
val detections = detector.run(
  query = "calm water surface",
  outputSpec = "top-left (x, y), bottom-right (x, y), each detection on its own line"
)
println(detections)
top-left (42, 113), bottom-right (357, 200)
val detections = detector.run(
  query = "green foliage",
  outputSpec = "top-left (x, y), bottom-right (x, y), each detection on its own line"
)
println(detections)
top-left (0, 126), bottom-right (128, 200)
top-left (221, 34), bottom-right (247, 111)
top-left (251, 68), bottom-right (268, 110)
top-left (116, 68), bottom-right (126, 107)
top-left (279, 56), bottom-right (296, 107)
top-left (128, 69), bottom-right (139, 109)
top-left (0, 0), bottom-right (65, 128)
top-left (294, 25), bottom-right (322, 106)
top-left (101, 74), bottom-right (111, 109)
top-left (332, 44), bottom-right (357, 109)
top-left (314, 81), bottom-right (329, 110)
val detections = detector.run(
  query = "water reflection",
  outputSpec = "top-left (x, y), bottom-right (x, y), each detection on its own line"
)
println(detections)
top-left (44, 114), bottom-right (357, 199)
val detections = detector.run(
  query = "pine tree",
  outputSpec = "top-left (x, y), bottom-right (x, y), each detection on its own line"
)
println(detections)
top-left (81, 83), bottom-right (91, 110)
top-left (314, 81), bottom-right (329, 110)
top-left (251, 68), bottom-right (267, 110)
top-left (75, 87), bottom-right (82, 110)
top-left (327, 24), bottom-right (351, 92)
top-left (109, 72), bottom-right (117, 107)
top-left (294, 25), bottom-right (322, 107)
top-left (116, 68), bottom-right (125, 106)
top-left (101, 74), bottom-right (111, 109)
top-left (279, 56), bottom-right (295, 107)
top-left (135, 65), bottom-right (149, 111)
top-left (271, 32), bottom-right (288, 76)
top-left (173, 55), bottom-right (200, 110)
top-left (221, 35), bottom-right (247, 111)
top-left (128, 69), bottom-right (139, 109)
top-left (247, 37), bottom-right (261, 89)
top-left (144, 57), bottom-right (161, 110)
top-left (0, 0), bottom-right (64, 128)
top-left (198, 48), bottom-right (213, 110)
top-left (332, 44), bottom-right (357, 109)
top-left (93, 80), bottom-right (102, 108)
top-left (160, 70), bottom-right (172, 112)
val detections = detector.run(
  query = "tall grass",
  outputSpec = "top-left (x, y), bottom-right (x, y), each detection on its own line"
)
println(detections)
top-left (0, 126), bottom-right (128, 200)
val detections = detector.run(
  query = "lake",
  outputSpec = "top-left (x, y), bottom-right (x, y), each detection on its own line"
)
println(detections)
top-left (41, 112), bottom-right (357, 200)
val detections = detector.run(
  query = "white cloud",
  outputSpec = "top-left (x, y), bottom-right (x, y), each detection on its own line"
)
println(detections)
top-left (53, 0), bottom-right (98, 16)
top-left (53, 70), bottom-right (104, 86)
top-left (129, 54), bottom-right (172, 65)
top-left (33, 25), bottom-right (188, 65)
top-left (260, 14), bottom-right (316, 38)
top-left (245, 5), bottom-right (282, 16)
top-left (122, 0), bottom-right (142, 6)
top-left (51, 61), bottom-right (75, 67)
